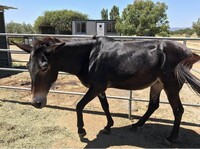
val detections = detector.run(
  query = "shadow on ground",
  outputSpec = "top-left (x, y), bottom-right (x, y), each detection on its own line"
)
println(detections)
top-left (82, 124), bottom-right (200, 148)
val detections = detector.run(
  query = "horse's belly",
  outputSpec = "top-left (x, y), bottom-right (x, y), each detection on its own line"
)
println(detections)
top-left (109, 74), bottom-right (158, 90)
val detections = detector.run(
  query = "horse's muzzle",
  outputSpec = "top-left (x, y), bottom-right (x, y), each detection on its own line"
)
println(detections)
top-left (31, 97), bottom-right (47, 109)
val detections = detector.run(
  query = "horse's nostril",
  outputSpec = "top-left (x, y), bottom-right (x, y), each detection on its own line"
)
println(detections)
top-left (36, 101), bottom-right (42, 108)
top-left (31, 97), bottom-right (47, 109)
top-left (32, 101), bottom-right (43, 108)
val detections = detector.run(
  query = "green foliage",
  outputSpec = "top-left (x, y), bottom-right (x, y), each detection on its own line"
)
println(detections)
top-left (34, 10), bottom-right (88, 34)
top-left (116, 0), bottom-right (169, 36)
top-left (193, 18), bottom-right (200, 37)
top-left (101, 9), bottom-right (108, 20)
top-left (6, 21), bottom-right (35, 33)
top-left (109, 5), bottom-right (119, 20)
top-left (33, 16), bottom-right (46, 32)
top-left (170, 28), bottom-right (195, 36)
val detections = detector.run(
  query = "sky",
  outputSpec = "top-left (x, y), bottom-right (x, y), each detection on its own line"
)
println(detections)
top-left (1, 0), bottom-right (200, 28)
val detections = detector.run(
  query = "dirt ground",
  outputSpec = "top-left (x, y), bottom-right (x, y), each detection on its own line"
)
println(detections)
top-left (0, 41), bottom-right (200, 148)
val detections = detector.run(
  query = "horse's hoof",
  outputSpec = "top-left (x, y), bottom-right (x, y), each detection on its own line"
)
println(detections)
top-left (100, 128), bottom-right (111, 135)
top-left (78, 131), bottom-right (86, 138)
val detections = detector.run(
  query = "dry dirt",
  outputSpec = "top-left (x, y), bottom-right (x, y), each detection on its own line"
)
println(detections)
top-left (0, 42), bottom-right (200, 148)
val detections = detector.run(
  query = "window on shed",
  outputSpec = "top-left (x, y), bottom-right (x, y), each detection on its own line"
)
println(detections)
top-left (107, 23), bottom-right (112, 33)
top-left (76, 22), bottom-right (86, 33)
top-left (106, 22), bottom-right (116, 33)
top-left (76, 23), bottom-right (81, 33)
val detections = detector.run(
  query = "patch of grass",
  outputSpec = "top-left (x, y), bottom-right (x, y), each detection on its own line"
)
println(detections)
top-left (0, 100), bottom-right (70, 148)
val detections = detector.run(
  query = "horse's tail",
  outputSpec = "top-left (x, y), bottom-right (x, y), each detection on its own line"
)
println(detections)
top-left (175, 53), bottom-right (200, 95)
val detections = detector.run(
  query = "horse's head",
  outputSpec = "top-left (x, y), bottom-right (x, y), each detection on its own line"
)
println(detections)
top-left (12, 37), bottom-right (65, 108)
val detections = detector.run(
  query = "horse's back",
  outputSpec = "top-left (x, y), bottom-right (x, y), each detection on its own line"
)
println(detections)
top-left (88, 39), bottom-right (164, 89)
top-left (88, 38), bottom-right (194, 90)
top-left (97, 39), bottom-right (164, 73)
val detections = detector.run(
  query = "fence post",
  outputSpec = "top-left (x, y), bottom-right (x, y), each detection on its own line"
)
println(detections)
top-left (0, 11), bottom-right (12, 66)
top-left (183, 40), bottom-right (187, 46)
top-left (128, 90), bottom-right (132, 119)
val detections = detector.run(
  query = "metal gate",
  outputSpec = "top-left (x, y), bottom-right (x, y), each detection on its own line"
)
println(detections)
top-left (0, 33), bottom-right (200, 119)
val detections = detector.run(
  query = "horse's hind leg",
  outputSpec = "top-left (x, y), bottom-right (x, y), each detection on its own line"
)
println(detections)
top-left (164, 83), bottom-right (184, 142)
top-left (132, 81), bottom-right (163, 129)
top-left (98, 92), bottom-right (114, 134)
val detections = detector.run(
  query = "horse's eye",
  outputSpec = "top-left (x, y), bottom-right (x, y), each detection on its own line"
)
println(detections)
top-left (39, 55), bottom-right (49, 71)
top-left (40, 62), bottom-right (48, 71)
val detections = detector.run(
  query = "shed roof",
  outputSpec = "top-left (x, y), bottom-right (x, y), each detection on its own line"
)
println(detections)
top-left (72, 20), bottom-right (116, 22)
top-left (0, 5), bottom-right (17, 11)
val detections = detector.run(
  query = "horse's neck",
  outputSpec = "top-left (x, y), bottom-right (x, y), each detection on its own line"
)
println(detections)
top-left (57, 41), bottom-right (94, 75)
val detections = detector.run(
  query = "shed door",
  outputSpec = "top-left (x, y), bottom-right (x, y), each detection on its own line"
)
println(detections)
top-left (96, 23), bottom-right (105, 36)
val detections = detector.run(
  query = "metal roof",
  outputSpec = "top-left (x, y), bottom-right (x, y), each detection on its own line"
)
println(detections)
top-left (0, 5), bottom-right (17, 11)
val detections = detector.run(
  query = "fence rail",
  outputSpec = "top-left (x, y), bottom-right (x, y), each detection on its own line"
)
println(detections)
top-left (1, 33), bottom-right (200, 40)
top-left (0, 33), bottom-right (200, 119)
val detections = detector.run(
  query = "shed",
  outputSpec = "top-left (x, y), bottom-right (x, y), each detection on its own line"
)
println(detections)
top-left (0, 5), bottom-right (17, 66)
top-left (72, 20), bottom-right (119, 36)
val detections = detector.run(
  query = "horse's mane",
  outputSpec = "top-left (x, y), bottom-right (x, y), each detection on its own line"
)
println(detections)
top-left (33, 37), bottom-right (62, 47)
top-left (32, 36), bottom-right (115, 51)
top-left (33, 36), bottom-right (97, 48)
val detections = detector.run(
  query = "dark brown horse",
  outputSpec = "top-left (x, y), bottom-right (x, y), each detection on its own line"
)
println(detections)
top-left (12, 36), bottom-right (200, 143)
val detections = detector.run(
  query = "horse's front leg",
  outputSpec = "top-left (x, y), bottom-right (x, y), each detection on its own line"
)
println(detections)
top-left (76, 87), bottom-right (101, 138)
top-left (98, 92), bottom-right (114, 134)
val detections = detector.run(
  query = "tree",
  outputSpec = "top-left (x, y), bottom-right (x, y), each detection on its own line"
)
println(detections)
top-left (6, 21), bottom-right (35, 33)
top-left (101, 9), bottom-right (108, 20)
top-left (116, 0), bottom-right (169, 36)
top-left (34, 10), bottom-right (88, 34)
top-left (22, 23), bottom-right (35, 33)
top-left (109, 5), bottom-right (119, 20)
top-left (193, 18), bottom-right (200, 37)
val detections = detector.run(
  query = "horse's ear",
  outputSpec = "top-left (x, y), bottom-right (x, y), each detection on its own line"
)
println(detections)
top-left (45, 42), bottom-right (65, 53)
top-left (11, 41), bottom-right (32, 53)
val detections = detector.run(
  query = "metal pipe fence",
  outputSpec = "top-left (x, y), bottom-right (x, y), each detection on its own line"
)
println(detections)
top-left (0, 33), bottom-right (200, 119)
